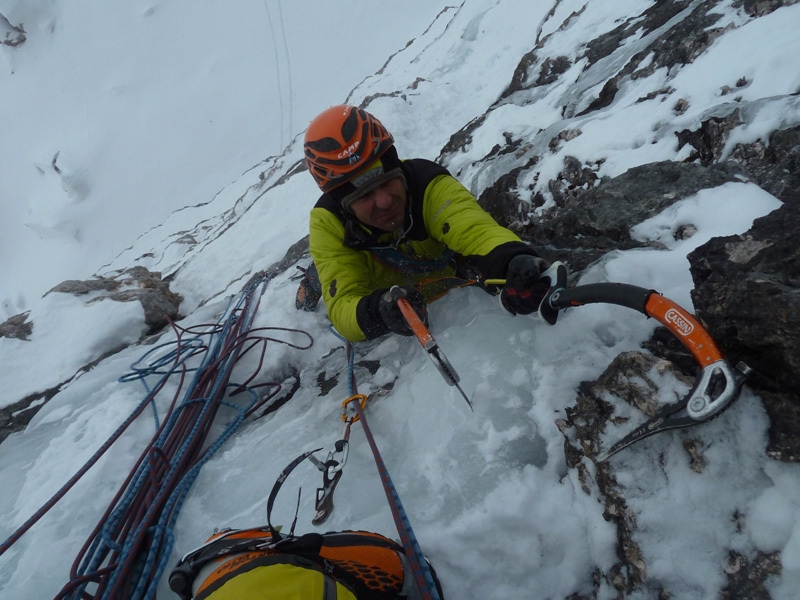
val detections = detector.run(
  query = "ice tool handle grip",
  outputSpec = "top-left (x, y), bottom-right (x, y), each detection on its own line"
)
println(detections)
top-left (396, 295), bottom-right (437, 353)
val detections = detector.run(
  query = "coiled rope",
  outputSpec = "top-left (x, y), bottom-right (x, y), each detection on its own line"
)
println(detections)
top-left (0, 274), bottom-right (313, 599)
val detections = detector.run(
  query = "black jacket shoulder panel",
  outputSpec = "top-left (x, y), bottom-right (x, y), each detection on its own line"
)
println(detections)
top-left (401, 159), bottom-right (451, 241)
top-left (314, 191), bottom-right (345, 217)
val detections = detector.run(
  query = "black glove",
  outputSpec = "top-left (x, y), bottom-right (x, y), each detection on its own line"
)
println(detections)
top-left (501, 255), bottom-right (551, 315)
top-left (378, 286), bottom-right (428, 336)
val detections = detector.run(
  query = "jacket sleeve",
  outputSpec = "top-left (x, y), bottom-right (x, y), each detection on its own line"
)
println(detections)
top-left (309, 207), bottom-right (382, 342)
top-left (422, 175), bottom-right (538, 279)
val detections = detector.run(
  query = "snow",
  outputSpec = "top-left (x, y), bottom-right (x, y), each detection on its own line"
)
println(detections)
top-left (0, 292), bottom-right (147, 402)
top-left (2, 1), bottom-right (800, 599)
top-left (0, 0), bottom-right (449, 316)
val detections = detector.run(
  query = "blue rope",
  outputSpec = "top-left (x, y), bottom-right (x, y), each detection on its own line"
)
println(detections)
top-left (328, 327), bottom-right (357, 395)
top-left (352, 399), bottom-right (442, 600)
top-left (0, 385), bottom-right (161, 559)
top-left (51, 275), bottom-right (292, 600)
top-left (332, 331), bottom-right (440, 600)
top-left (124, 282), bottom-right (268, 598)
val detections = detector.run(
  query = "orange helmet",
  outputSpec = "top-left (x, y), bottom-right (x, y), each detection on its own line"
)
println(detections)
top-left (304, 105), bottom-right (395, 193)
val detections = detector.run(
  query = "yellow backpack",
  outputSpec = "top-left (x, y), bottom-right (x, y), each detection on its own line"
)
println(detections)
top-left (169, 527), bottom-right (439, 600)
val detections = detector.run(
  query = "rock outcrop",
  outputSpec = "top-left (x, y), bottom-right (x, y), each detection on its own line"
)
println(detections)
top-left (47, 266), bottom-right (183, 334)
top-left (1, 12), bottom-right (26, 47)
top-left (686, 125), bottom-right (800, 461)
top-left (0, 268), bottom-right (182, 444)
top-left (533, 124), bottom-right (799, 597)
top-left (0, 312), bottom-right (32, 341)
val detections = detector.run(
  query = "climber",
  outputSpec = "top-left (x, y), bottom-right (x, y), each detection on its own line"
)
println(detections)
top-left (300, 104), bottom-right (552, 343)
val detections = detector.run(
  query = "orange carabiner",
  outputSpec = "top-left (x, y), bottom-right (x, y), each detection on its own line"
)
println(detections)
top-left (341, 394), bottom-right (368, 422)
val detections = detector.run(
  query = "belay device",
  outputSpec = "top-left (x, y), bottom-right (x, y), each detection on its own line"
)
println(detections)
top-left (537, 262), bottom-right (751, 459)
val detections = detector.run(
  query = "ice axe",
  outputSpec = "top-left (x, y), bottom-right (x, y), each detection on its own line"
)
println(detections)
top-left (491, 261), bottom-right (750, 458)
top-left (396, 296), bottom-right (474, 411)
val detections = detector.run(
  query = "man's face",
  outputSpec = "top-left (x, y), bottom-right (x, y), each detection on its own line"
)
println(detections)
top-left (348, 177), bottom-right (407, 231)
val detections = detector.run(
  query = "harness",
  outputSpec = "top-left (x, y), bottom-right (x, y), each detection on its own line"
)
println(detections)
top-left (368, 246), bottom-right (456, 274)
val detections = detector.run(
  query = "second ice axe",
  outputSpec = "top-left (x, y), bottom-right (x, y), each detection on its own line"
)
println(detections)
top-left (396, 296), bottom-right (474, 411)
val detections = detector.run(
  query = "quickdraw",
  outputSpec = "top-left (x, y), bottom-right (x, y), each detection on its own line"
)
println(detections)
top-left (171, 429), bottom-right (443, 600)
top-left (537, 262), bottom-right (751, 460)
top-left (308, 394), bottom-right (367, 525)
top-left (170, 448), bottom-right (322, 599)
top-left (255, 379), bottom-right (442, 600)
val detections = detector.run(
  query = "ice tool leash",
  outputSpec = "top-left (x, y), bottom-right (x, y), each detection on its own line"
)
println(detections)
top-left (533, 262), bottom-right (751, 460)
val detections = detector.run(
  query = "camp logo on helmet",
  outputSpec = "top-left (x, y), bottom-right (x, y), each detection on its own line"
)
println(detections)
top-left (337, 141), bottom-right (360, 160)
top-left (665, 308), bottom-right (694, 336)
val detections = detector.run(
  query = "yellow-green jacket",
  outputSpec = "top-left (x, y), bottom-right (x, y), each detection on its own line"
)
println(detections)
top-left (309, 158), bottom-right (538, 341)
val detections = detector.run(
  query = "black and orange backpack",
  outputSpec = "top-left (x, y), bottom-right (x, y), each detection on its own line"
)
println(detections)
top-left (168, 450), bottom-right (444, 600)
top-left (169, 526), bottom-right (441, 600)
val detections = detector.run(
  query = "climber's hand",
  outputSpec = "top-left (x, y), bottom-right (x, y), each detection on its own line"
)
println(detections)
top-left (379, 286), bottom-right (428, 335)
top-left (500, 255), bottom-right (551, 315)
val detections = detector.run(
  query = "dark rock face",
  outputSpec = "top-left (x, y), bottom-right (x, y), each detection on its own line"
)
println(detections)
top-left (559, 351), bottom-right (784, 599)
top-left (689, 204), bottom-right (800, 395)
top-left (499, 122), bottom-right (799, 595)
top-left (508, 125), bottom-right (800, 465)
top-left (497, 0), bottom-right (732, 119)
top-left (507, 159), bottom-right (741, 271)
top-left (0, 384), bottom-right (63, 445)
top-left (0, 269), bottom-right (183, 443)
top-left (559, 352), bottom-right (689, 594)
top-left (486, 111), bottom-right (800, 470)
top-left (685, 126), bottom-right (800, 461)
top-left (736, 0), bottom-right (800, 17)
top-left (1, 13), bottom-right (26, 47)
